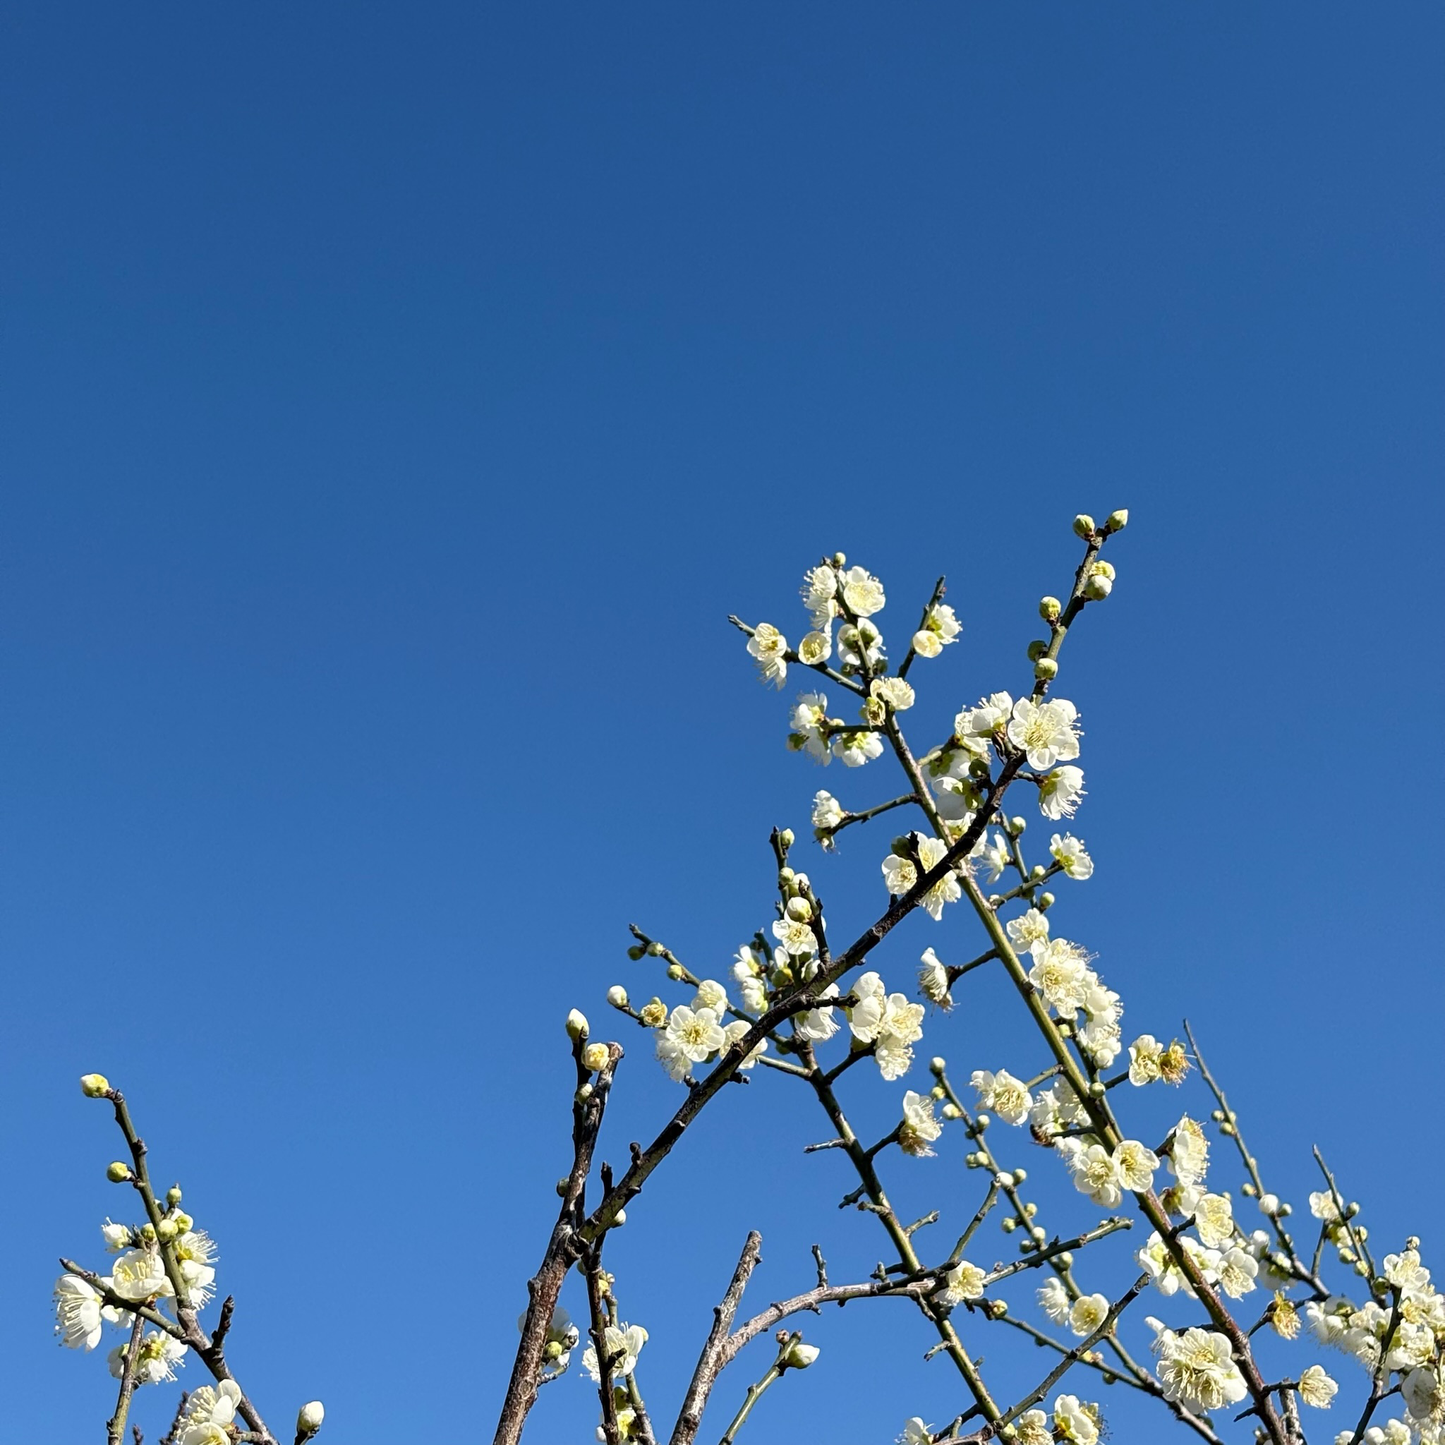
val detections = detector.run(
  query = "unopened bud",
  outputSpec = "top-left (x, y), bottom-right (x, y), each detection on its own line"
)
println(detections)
top-left (1088, 1080), bottom-right (1106, 1099)
top-left (1083, 573), bottom-right (1113, 601)
top-left (297, 1400), bottom-right (325, 1436)
top-left (784, 1341), bottom-right (820, 1369)
top-left (1013, 1168), bottom-right (1028, 1183)
top-left (1033, 656), bottom-right (1059, 680)
top-left (582, 1043), bottom-right (611, 1073)
top-left (166, 1186), bottom-right (183, 1206)
top-left (172, 1210), bottom-right (193, 1232)
top-left (1037, 892), bottom-right (1055, 910)
top-left (106, 1161), bottom-right (132, 1183)
top-left (1009, 816), bottom-right (1027, 835)
top-left (566, 1009), bottom-right (589, 1041)
top-left (156, 1218), bottom-right (179, 1242)
top-left (929, 1056), bottom-right (946, 1075)
top-left (785, 896), bottom-right (812, 922)
top-left (1038, 596), bottom-right (1062, 622)
top-left (612, 1209), bottom-right (627, 1227)
top-left (1073, 513), bottom-right (1096, 538)
top-left (606, 985), bottom-right (629, 1009)
top-left (665, 962), bottom-right (685, 981)
top-left (627, 944), bottom-right (645, 960)
top-left (644, 941), bottom-right (664, 957)
top-left (1002, 1216), bottom-right (1017, 1233)
top-left (1026, 639), bottom-right (1047, 661)
top-left (80, 1073), bottom-right (111, 1098)
top-left (140, 1222), bottom-right (156, 1242)
top-left (1104, 509), bottom-right (1128, 533)
top-left (778, 828), bottom-right (795, 849)
top-left (574, 1083), bottom-right (593, 1103)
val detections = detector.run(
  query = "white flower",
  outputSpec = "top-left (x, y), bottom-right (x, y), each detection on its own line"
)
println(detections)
top-left (657, 1006), bottom-right (726, 1081)
top-left (800, 565), bottom-right (838, 629)
top-left (1029, 1078), bottom-right (1086, 1138)
top-left (797, 630), bottom-right (832, 666)
top-left (1114, 1139), bottom-right (1159, 1193)
top-left (113, 1330), bottom-right (187, 1385)
top-left (795, 984), bottom-right (840, 1041)
top-left (692, 979), bottom-right (729, 1013)
top-left (1167, 1116), bottom-right (1210, 1188)
top-left (900, 1090), bottom-right (943, 1156)
top-left (954, 692), bottom-right (1013, 743)
top-left (746, 623), bottom-right (788, 688)
top-left (738, 976), bottom-right (767, 1013)
top-left (1053, 1394), bottom-right (1099, 1444)
top-left (180, 1426), bottom-right (230, 1445)
top-left (110, 1248), bottom-right (171, 1303)
top-left (1058, 1139), bottom-right (1123, 1207)
top-left (1037, 1277), bottom-right (1072, 1325)
top-left (54, 1275), bottom-right (105, 1351)
top-left (882, 835), bottom-right (961, 919)
top-left (1138, 1233), bottom-right (1193, 1297)
top-left (582, 1323), bottom-right (648, 1382)
top-left (1385, 1249), bottom-right (1432, 1296)
top-left (791, 693), bottom-right (831, 763)
top-left (1006, 907), bottom-right (1050, 950)
top-left (870, 676), bottom-right (915, 712)
top-left (1008, 697), bottom-right (1081, 770)
top-left (897, 1419), bottom-right (932, 1445)
top-left (1403, 1365), bottom-right (1442, 1421)
top-left (1152, 1326), bottom-right (1247, 1412)
top-left (722, 1019), bottom-right (768, 1070)
top-left (979, 831), bottom-right (1011, 884)
top-left (772, 915), bottom-right (818, 958)
top-left (1127, 1035), bottom-right (1165, 1085)
top-left (1309, 1190), bottom-right (1341, 1223)
top-left (848, 973), bottom-right (925, 1079)
top-left (970, 1068), bottom-right (1032, 1126)
top-left (938, 1260), bottom-right (987, 1306)
top-left (1028, 938), bottom-right (1092, 1018)
top-left (812, 790), bottom-right (845, 831)
top-left (1067, 1293), bottom-right (1110, 1337)
top-left (101, 1220), bottom-right (131, 1253)
top-left (910, 602), bottom-right (960, 660)
top-left (1015, 1410), bottom-right (1053, 1445)
top-left (1216, 1246), bottom-right (1259, 1299)
top-left (918, 948), bottom-right (952, 1009)
top-left (181, 1381), bottom-right (243, 1429)
top-left (833, 729), bottom-right (883, 767)
top-left (1039, 765), bottom-right (1086, 820)
top-left (1299, 1364), bottom-right (1338, 1408)
top-left (1050, 833), bottom-right (1093, 880)
top-left (840, 565), bottom-right (886, 617)
top-left (1194, 1193), bottom-right (1234, 1249)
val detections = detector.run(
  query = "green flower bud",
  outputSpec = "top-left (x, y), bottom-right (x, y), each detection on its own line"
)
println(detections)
top-left (1073, 513), bottom-right (1096, 538)
top-left (297, 1401), bottom-right (325, 1438)
top-left (1026, 639), bottom-right (1047, 661)
top-left (1038, 596), bottom-right (1062, 622)
top-left (172, 1210), bottom-right (194, 1232)
top-left (156, 1217), bottom-right (179, 1243)
top-left (80, 1073), bottom-right (111, 1098)
top-left (106, 1161), bottom-right (132, 1183)
top-left (627, 944), bottom-right (646, 960)
top-left (1037, 891), bottom-right (1055, 910)
top-left (1104, 508), bottom-right (1128, 533)
top-left (166, 1186), bottom-right (183, 1206)
top-left (645, 941), bottom-right (665, 956)
top-left (1083, 573), bottom-right (1113, 601)
top-left (665, 962), bottom-right (685, 981)
top-left (566, 1009), bottom-right (589, 1041)
top-left (778, 828), bottom-right (795, 849)
top-left (1033, 657), bottom-right (1059, 680)
top-left (929, 1055), bottom-right (946, 1075)
top-left (784, 1341), bottom-right (820, 1369)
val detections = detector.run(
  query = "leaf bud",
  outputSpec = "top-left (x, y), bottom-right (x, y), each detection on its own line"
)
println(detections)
top-left (1033, 656), bottom-right (1059, 680)
top-left (80, 1073), bottom-right (111, 1098)
top-left (1072, 513), bottom-right (1096, 538)
top-left (297, 1401), bottom-right (325, 1437)
top-left (106, 1161), bottom-right (133, 1183)
top-left (1104, 509), bottom-right (1128, 533)
top-left (582, 1043), bottom-right (610, 1073)
top-left (1038, 596), bottom-right (1062, 622)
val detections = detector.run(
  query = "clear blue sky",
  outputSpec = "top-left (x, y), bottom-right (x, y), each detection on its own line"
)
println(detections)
top-left (5, 5), bottom-right (1441, 1442)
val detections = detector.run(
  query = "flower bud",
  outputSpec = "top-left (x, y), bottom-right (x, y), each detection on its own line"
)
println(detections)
top-left (1033, 657), bottom-right (1059, 680)
top-left (778, 828), bottom-right (795, 849)
top-left (627, 945), bottom-right (645, 960)
top-left (785, 896), bottom-right (812, 922)
top-left (140, 1222), bottom-right (156, 1241)
top-left (606, 985), bottom-right (629, 1009)
top-left (574, 1083), bottom-right (593, 1104)
top-left (1026, 639), bottom-right (1047, 661)
top-left (582, 1042), bottom-right (611, 1073)
top-left (778, 866), bottom-right (795, 883)
top-left (156, 1217), bottom-right (179, 1242)
top-left (106, 1161), bottom-right (133, 1183)
top-left (929, 1056), bottom-right (946, 1075)
top-left (1008, 816), bottom-right (1027, 835)
top-left (639, 998), bottom-right (667, 1027)
top-left (1038, 596), bottom-right (1062, 622)
top-left (1037, 892), bottom-right (1055, 910)
top-left (566, 1009), bottom-right (589, 1041)
top-left (1013, 1168), bottom-right (1027, 1183)
top-left (1083, 574), bottom-right (1112, 601)
top-left (1104, 509), bottom-right (1128, 533)
top-left (1072, 513), bottom-right (1095, 538)
top-left (665, 962), bottom-right (685, 981)
top-left (297, 1400), bottom-right (325, 1436)
top-left (784, 1341), bottom-right (820, 1369)
top-left (166, 1186), bottom-right (183, 1206)
top-left (612, 1208), bottom-right (627, 1227)
top-left (80, 1073), bottom-right (111, 1098)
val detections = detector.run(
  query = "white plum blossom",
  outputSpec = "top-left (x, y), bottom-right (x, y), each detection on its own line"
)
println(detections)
top-left (1027, 938), bottom-right (1092, 1017)
top-left (1058, 1138), bottom-right (1124, 1208)
top-left (979, 831), bottom-right (1011, 884)
top-left (692, 978), bottom-right (729, 1013)
top-left (111, 1329), bottom-right (187, 1385)
top-left (1052, 1394), bottom-right (1099, 1444)
top-left (1006, 907), bottom-right (1050, 950)
top-left (840, 565), bottom-right (886, 616)
top-left (797, 629), bottom-right (832, 665)
top-left (897, 1419), bottom-right (932, 1445)
top-left (954, 692), bottom-right (1013, 746)
top-left (918, 948), bottom-right (952, 1008)
top-left (1050, 833), bottom-right (1093, 880)
top-left (899, 1090), bottom-right (943, 1157)
top-left (791, 693), bottom-right (831, 763)
top-left (1007, 697), bottom-right (1081, 770)
top-left (746, 623), bottom-right (788, 688)
top-left (110, 1248), bottom-right (171, 1303)
top-left (795, 983), bottom-right (841, 1041)
top-left (911, 601), bottom-right (960, 658)
top-left (938, 1259), bottom-right (987, 1306)
top-left (180, 1381), bottom-right (243, 1430)
top-left (1038, 1277), bottom-right (1072, 1325)
top-left (1029, 1078), bottom-right (1086, 1138)
top-left (101, 1220), bottom-right (131, 1253)
top-left (1151, 1325), bottom-right (1247, 1412)
top-left (1014, 1410), bottom-right (1053, 1445)
top-left (1069, 1293), bottom-right (1110, 1337)
top-left (1216, 1245), bottom-right (1259, 1299)
top-left (1309, 1189), bottom-right (1342, 1223)
top-left (1039, 765), bottom-right (1086, 820)
top-left (848, 972), bottom-right (925, 1079)
top-left (881, 835), bottom-right (961, 919)
top-left (1194, 1193), bottom-right (1235, 1249)
top-left (811, 790), bottom-right (845, 842)
top-left (833, 729), bottom-right (884, 767)
top-left (772, 915), bottom-right (818, 959)
top-left (1128, 1034), bottom-right (1165, 1085)
top-left (870, 676), bottom-right (915, 712)
top-left (1114, 1139), bottom-right (1160, 1193)
top-left (970, 1068), bottom-right (1033, 1126)
top-left (1299, 1363), bottom-right (1338, 1408)
top-left (1167, 1116), bottom-right (1211, 1188)
top-left (722, 1019), bottom-right (767, 1070)
top-left (656, 1006), bottom-right (727, 1082)
top-left (800, 565), bottom-right (838, 629)
top-left (54, 1275), bottom-right (105, 1351)
top-left (582, 1323), bottom-right (648, 1382)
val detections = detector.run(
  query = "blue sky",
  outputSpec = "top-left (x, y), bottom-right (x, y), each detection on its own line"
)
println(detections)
top-left (4, 5), bottom-right (1441, 1442)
